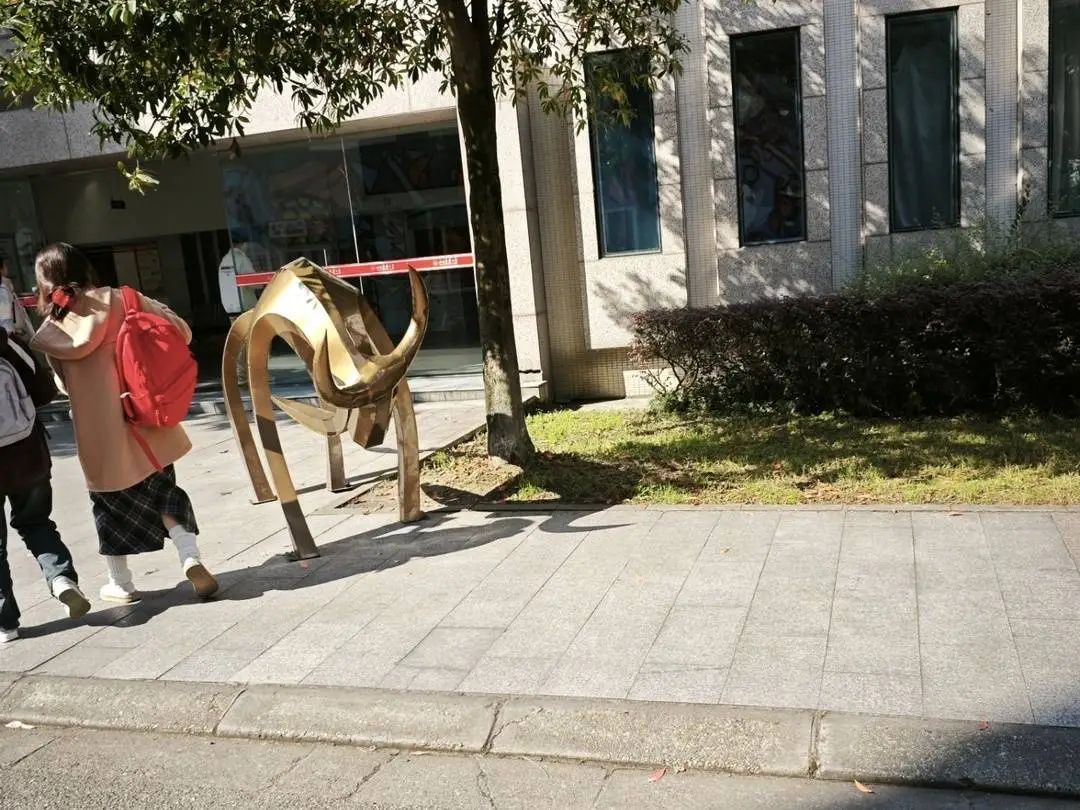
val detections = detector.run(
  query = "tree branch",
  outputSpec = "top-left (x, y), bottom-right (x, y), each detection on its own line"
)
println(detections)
top-left (493, 0), bottom-right (508, 51)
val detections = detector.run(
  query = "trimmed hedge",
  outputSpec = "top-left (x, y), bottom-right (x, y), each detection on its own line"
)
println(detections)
top-left (630, 272), bottom-right (1080, 416)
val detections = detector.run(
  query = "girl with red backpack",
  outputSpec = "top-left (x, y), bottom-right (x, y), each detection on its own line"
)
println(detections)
top-left (30, 243), bottom-right (217, 603)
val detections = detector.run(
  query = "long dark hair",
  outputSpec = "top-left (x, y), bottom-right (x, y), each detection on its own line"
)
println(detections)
top-left (35, 243), bottom-right (96, 321)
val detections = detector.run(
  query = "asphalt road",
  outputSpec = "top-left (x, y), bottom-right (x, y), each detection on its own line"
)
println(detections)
top-left (0, 724), bottom-right (1075, 809)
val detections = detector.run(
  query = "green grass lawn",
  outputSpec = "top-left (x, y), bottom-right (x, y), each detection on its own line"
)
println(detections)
top-left (417, 409), bottom-right (1080, 506)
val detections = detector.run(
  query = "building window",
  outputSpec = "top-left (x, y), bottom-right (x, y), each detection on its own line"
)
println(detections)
top-left (1051, 0), bottom-right (1080, 217)
top-left (585, 51), bottom-right (662, 256)
top-left (887, 10), bottom-right (960, 231)
top-left (731, 28), bottom-right (806, 246)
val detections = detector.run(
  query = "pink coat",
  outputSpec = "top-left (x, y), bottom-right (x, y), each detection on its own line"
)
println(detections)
top-left (31, 287), bottom-right (193, 493)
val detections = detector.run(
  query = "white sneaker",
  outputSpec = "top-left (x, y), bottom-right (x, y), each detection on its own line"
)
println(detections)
top-left (0, 627), bottom-right (19, 643)
top-left (52, 577), bottom-right (91, 619)
top-left (99, 581), bottom-right (140, 604)
top-left (182, 558), bottom-right (219, 599)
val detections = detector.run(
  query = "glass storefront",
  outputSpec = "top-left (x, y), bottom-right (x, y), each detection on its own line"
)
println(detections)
top-left (0, 179), bottom-right (44, 294)
top-left (220, 124), bottom-right (481, 375)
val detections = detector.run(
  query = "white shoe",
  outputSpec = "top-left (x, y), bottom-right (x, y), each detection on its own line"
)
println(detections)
top-left (52, 577), bottom-right (91, 619)
top-left (99, 582), bottom-right (140, 604)
top-left (0, 627), bottom-right (19, 643)
top-left (182, 558), bottom-right (219, 599)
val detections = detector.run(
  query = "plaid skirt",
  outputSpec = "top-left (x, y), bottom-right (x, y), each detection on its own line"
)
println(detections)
top-left (89, 466), bottom-right (199, 556)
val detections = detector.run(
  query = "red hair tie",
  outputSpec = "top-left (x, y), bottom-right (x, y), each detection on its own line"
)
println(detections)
top-left (50, 286), bottom-right (76, 310)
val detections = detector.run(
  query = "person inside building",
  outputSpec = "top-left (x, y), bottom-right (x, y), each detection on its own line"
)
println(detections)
top-left (31, 243), bottom-right (219, 603)
top-left (0, 253), bottom-right (34, 342)
top-left (217, 228), bottom-right (266, 385)
top-left (0, 325), bottom-right (91, 642)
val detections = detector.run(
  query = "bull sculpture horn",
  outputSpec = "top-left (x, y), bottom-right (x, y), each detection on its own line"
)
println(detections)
top-left (222, 258), bottom-right (429, 559)
top-left (313, 269), bottom-right (429, 409)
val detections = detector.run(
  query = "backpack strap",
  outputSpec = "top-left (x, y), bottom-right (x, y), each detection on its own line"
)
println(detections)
top-left (129, 423), bottom-right (163, 472)
top-left (120, 286), bottom-right (142, 314)
top-left (115, 286), bottom-right (163, 472)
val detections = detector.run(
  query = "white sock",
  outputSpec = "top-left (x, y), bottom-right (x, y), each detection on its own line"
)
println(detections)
top-left (104, 556), bottom-right (133, 588)
top-left (168, 525), bottom-right (201, 565)
top-left (51, 575), bottom-right (80, 597)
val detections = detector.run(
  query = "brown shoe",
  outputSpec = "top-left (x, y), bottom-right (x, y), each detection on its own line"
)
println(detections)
top-left (183, 560), bottom-right (219, 598)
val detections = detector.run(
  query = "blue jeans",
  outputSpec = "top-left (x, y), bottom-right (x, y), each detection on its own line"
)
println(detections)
top-left (0, 481), bottom-right (79, 631)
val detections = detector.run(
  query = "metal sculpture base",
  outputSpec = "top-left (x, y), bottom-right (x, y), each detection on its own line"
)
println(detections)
top-left (222, 259), bottom-right (428, 559)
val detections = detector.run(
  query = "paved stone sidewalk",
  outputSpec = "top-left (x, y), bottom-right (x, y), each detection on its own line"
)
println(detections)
top-left (2, 411), bottom-right (1079, 729)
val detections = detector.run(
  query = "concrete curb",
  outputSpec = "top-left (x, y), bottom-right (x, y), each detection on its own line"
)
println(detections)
top-left (0, 674), bottom-right (1077, 797)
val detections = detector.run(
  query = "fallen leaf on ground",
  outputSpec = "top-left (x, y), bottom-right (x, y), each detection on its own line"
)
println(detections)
top-left (854, 780), bottom-right (874, 794)
top-left (299, 560), bottom-right (310, 569)
top-left (5, 721), bottom-right (34, 730)
top-left (978, 720), bottom-right (990, 731)
top-left (649, 767), bottom-right (667, 783)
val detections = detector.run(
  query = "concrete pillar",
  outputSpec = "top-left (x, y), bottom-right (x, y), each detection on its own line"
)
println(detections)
top-left (985, 0), bottom-right (1021, 233)
top-left (824, 0), bottom-right (863, 286)
top-left (675, 0), bottom-right (718, 308)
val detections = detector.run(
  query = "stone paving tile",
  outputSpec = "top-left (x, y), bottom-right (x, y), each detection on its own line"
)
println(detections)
top-left (676, 560), bottom-right (764, 608)
top-left (31, 644), bottom-right (131, 678)
top-left (843, 510), bottom-right (913, 528)
top-left (1010, 619), bottom-right (1080, 669)
top-left (483, 516), bottom-right (660, 660)
top-left (162, 647), bottom-right (264, 683)
top-left (721, 635), bottom-right (827, 709)
top-left (642, 606), bottom-right (746, 668)
top-left (980, 511), bottom-right (1059, 532)
top-left (921, 643), bottom-right (1034, 724)
top-left (379, 665), bottom-right (467, 692)
top-left (229, 621), bottom-right (363, 684)
top-left (917, 592), bottom-right (1014, 646)
top-left (541, 657), bottom-right (638, 699)
top-left (825, 628), bottom-right (920, 677)
top-left (819, 671), bottom-right (923, 717)
top-left (627, 664), bottom-right (727, 704)
top-left (740, 587), bottom-right (834, 638)
top-left (92, 618), bottom-right (239, 681)
top-left (400, 627), bottom-right (503, 671)
top-left (912, 511), bottom-right (985, 543)
top-left (458, 655), bottom-right (557, 695)
top-left (983, 528), bottom-right (1076, 569)
top-left (1052, 512), bottom-right (1080, 571)
top-left (1024, 679), bottom-right (1080, 727)
top-left (996, 569), bottom-right (1080, 621)
top-left (439, 512), bottom-right (589, 629)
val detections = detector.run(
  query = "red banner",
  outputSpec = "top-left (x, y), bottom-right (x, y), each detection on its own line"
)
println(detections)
top-left (235, 252), bottom-right (475, 288)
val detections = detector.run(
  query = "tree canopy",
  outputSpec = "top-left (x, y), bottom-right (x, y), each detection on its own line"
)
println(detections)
top-left (1, 0), bottom-right (686, 168)
top-left (1, 0), bottom-right (689, 464)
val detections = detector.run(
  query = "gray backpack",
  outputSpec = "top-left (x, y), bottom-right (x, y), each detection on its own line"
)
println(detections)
top-left (0, 341), bottom-right (36, 448)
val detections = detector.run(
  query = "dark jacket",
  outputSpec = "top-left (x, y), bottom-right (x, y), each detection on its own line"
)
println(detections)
top-left (0, 328), bottom-right (57, 496)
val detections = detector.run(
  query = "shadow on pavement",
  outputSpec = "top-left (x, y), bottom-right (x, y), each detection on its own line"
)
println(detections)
top-left (25, 509), bottom-right (623, 637)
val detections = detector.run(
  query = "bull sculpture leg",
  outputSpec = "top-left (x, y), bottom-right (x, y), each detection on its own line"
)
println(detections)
top-left (222, 310), bottom-right (275, 504)
top-left (393, 382), bottom-right (423, 523)
top-left (220, 259), bottom-right (429, 559)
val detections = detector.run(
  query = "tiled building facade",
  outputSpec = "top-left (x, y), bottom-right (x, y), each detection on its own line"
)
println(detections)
top-left (0, 0), bottom-right (1076, 401)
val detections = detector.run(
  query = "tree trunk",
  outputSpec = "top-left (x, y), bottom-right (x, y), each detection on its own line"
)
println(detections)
top-left (447, 19), bottom-right (535, 464)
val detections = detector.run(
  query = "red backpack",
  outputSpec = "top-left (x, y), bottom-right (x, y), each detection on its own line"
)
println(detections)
top-left (114, 287), bottom-right (197, 467)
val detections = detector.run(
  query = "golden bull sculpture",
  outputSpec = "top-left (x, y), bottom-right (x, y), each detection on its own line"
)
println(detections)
top-left (222, 258), bottom-right (428, 559)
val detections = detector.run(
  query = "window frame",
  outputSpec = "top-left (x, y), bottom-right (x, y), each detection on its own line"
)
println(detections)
top-left (1049, 0), bottom-right (1080, 218)
top-left (730, 26), bottom-right (808, 248)
top-left (885, 8), bottom-right (961, 233)
top-left (584, 48), bottom-right (663, 258)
